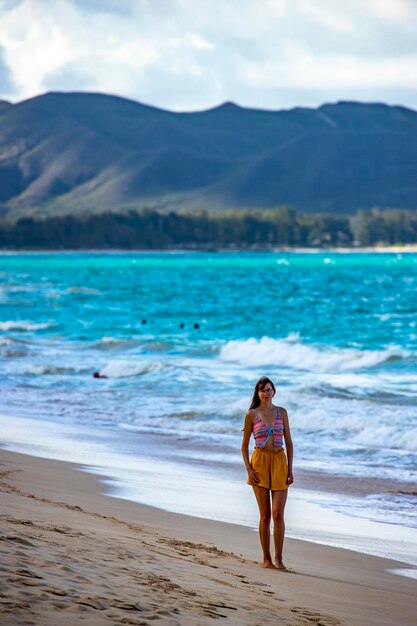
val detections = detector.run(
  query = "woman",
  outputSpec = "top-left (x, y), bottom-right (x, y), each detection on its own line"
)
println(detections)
top-left (242, 376), bottom-right (293, 570)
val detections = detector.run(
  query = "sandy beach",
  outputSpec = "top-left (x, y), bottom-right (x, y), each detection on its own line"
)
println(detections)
top-left (1, 449), bottom-right (416, 626)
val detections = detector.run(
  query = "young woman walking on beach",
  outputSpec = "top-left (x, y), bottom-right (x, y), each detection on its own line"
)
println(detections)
top-left (242, 376), bottom-right (294, 570)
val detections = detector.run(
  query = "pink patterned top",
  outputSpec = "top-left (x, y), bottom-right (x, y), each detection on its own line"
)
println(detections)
top-left (252, 408), bottom-right (284, 449)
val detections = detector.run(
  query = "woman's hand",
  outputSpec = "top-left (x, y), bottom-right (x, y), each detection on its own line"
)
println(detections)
top-left (247, 467), bottom-right (260, 485)
top-left (286, 471), bottom-right (294, 485)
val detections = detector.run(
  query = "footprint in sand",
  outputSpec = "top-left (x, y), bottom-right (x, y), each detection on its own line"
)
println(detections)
top-left (45, 588), bottom-right (67, 597)
top-left (51, 526), bottom-right (82, 536)
top-left (56, 564), bottom-right (74, 573)
top-left (52, 602), bottom-right (68, 610)
top-left (5, 535), bottom-right (34, 546)
top-left (77, 597), bottom-right (106, 610)
top-left (116, 618), bottom-right (149, 626)
top-left (63, 504), bottom-right (83, 512)
top-left (110, 600), bottom-right (144, 611)
top-left (13, 568), bottom-right (43, 579)
top-left (116, 551), bottom-right (135, 560)
top-left (291, 607), bottom-right (341, 625)
top-left (19, 579), bottom-right (40, 587)
top-left (73, 575), bottom-right (90, 583)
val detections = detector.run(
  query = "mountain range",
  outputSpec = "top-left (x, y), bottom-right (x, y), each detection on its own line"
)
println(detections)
top-left (0, 91), bottom-right (416, 220)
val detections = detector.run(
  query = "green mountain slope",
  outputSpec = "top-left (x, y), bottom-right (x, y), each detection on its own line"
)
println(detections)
top-left (0, 92), bottom-right (416, 219)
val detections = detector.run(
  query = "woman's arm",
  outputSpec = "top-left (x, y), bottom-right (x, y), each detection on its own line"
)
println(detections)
top-left (241, 411), bottom-right (259, 484)
top-left (282, 408), bottom-right (294, 485)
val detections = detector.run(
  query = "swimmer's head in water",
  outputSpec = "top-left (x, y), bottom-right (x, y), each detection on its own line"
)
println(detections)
top-left (93, 371), bottom-right (108, 379)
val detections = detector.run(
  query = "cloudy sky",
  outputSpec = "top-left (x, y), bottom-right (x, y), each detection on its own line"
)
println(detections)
top-left (1, 0), bottom-right (417, 111)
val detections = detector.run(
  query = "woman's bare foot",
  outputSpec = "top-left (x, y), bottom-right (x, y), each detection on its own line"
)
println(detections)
top-left (262, 559), bottom-right (277, 569)
top-left (275, 561), bottom-right (289, 571)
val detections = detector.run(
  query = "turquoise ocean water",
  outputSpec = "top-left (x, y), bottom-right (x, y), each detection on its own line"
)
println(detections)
top-left (1, 252), bottom-right (417, 562)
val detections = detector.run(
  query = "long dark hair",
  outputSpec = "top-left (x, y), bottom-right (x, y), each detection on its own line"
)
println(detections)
top-left (249, 376), bottom-right (276, 410)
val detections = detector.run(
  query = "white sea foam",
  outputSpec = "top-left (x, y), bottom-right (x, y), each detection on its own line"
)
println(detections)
top-left (291, 396), bottom-right (417, 453)
top-left (219, 336), bottom-right (410, 372)
top-left (93, 336), bottom-right (140, 350)
top-left (68, 286), bottom-right (101, 295)
top-left (101, 336), bottom-right (121, 344)
top-left (0, 321), bottom-right (52, 331)
top-left (27, 365), bottom-right (83, 376)
top-left (101, 359), bottom-right (169, 378)
top-left (319, 492), bottom-right (417, 529)
top-left (0, 336), bottom-right (29, 357)
top-left (388, 569), bottom-right (417, 580)
top-left (351, 424), bottom-right (417, 452)
top-left (0, 336), bottom-right (28, 347)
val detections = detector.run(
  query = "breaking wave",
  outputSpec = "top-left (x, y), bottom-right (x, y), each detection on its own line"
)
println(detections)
top-left (219, 336), bottom-right (411, 372)
top-left (0, 321), bottom-right (53, 332)
top-left (100, 359), bottom-right (171, 378)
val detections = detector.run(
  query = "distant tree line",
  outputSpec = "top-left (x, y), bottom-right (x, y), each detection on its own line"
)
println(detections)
top-left (353, 208), bottom-right (417, 246)
top-left (0, 206), bottom-right (416, 249)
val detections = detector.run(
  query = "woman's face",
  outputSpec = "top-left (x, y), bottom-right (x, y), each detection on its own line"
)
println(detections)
top-left (258, 383), bottom-right (275, 402)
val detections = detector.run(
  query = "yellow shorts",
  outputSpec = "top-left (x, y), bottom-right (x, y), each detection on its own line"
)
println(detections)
top-left (247, 447), bottom-right (288, 491)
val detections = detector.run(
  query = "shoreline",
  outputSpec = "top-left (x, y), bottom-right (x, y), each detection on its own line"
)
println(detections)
top-left (2, 411), bottom-right (417, 568)
top-left (1, 448), bottom-right (417, 626)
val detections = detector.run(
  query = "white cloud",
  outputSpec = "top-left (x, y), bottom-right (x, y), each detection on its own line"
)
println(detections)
top-left (0, 46), bottom-right (16, 96)
top-left (240, 44), bottom-right (417, 90)
top-left (186, 33), bottom-right (215, 52)
top-left (68, 0), bottom-right (136, 15)
top-left (0, 0), bottom-right (416, 110)
top-left (365, 0), bottom-right (413, 21)
top-left (297, 2), bottom-right (356, 34)
top-left (0, 0), bottom-right (78, 97)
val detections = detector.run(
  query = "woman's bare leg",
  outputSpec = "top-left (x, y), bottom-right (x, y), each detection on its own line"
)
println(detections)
top-left (252, 485), bottom-right (275, 568)
top-left (271, 489), bottom-right (288, 570)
